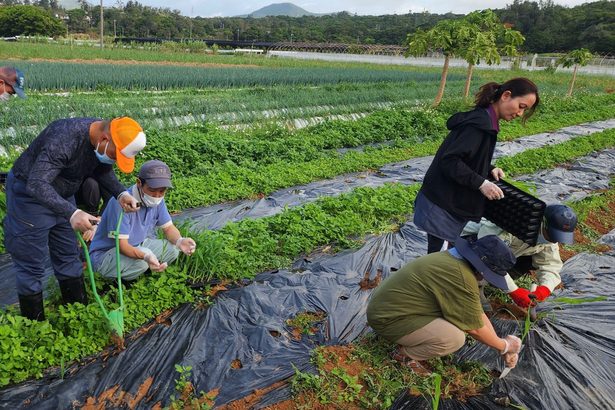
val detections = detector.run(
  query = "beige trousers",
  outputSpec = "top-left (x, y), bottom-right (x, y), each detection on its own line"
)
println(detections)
top-left (395, 318), bottom-right (466, 361)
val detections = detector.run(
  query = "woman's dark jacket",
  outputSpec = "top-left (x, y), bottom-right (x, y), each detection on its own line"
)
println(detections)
top-left (420, 107), bottom-right (497, 221)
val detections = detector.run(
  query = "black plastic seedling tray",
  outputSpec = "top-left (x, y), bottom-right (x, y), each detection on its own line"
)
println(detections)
top-left (483, 179), bottom-right (546, 246)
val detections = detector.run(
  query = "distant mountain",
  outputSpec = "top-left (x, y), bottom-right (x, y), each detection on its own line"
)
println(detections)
top-left (239, 3), bottom-right (319, 18)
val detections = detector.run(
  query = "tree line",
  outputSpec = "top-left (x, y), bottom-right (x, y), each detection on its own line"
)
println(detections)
top-left (0, 0), bottom-right (613, 53)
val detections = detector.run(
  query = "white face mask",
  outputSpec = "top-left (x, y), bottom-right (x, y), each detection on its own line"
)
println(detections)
top-left (135, 183), bottom-right (164, 208)
top-left (142, 192), bottom-right (163, 208)
top-left (0, 83), bottom-right (10, 102)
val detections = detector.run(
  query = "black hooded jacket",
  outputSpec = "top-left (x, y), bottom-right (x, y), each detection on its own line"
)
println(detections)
top-left (420, 107), bottom-right (497, 221)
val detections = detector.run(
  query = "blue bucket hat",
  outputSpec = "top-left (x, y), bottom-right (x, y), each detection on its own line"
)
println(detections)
top-left (455, 235), bottom-right (516, 291)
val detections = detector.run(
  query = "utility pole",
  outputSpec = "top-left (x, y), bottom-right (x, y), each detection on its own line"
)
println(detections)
top-left (99, 0), bottom-right (104, 48)
top-left (189, 6), bottom-right (193, 41)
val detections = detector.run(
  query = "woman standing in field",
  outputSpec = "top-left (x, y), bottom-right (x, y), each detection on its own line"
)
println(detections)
top-left (414, 77), bottom-right (539, 254)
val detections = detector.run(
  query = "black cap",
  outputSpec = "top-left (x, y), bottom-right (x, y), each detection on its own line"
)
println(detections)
top-left (455, 235), bottom-right (516, 291)
top-left (138, 160), bottom-right (172, 189)
top-left (544, 204), bottom-right (577, 244)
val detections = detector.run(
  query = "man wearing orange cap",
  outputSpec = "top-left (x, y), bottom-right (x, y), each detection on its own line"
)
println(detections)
top-left (3, 117), bottom-right (146, 321)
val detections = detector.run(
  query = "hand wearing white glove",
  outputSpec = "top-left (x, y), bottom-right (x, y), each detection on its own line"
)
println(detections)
top-left (175, 237), bottom-right (197, 256)
top-left (501, 335), bottom-right (522, 354)
top-left (491, 167), bottom-right (506, 181)
top-left (504, 352), bottom-right (519, 368)
top-left (70, 209), bottom-right (98, 232)
top-left (479, 180), bottom-right (505, 200)
top-left (142, 249), bottom-right (167, 272)
top-left (118, 191), bottom-right (140, 213)
top-left (500, 335), bottom-right (522, 369)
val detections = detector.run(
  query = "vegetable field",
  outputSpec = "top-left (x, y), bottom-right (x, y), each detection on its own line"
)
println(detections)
top-left (1, 44), bottom-right (615, 409)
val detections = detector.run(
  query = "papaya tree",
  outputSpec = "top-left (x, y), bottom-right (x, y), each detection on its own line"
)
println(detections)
top-left (460, 10), bottom-right (525, 99)
top-left (405, 19), bottom-right (474, 107)
top-left (557, 48), bottom-right (594, 97)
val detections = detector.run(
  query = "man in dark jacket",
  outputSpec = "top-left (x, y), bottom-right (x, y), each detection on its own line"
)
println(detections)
top-left (4, 117), bottom-right (146, 321)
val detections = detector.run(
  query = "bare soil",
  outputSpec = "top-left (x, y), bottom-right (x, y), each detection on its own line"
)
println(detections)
top-left (82, 377), bottom-right (154, 409)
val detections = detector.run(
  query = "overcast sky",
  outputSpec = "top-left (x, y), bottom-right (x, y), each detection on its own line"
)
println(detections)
top-left (131, 0), bottom-right (594, 17)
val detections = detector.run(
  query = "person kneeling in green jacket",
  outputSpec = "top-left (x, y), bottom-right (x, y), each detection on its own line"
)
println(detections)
top-left (367, 235), bottom-right (521, 375)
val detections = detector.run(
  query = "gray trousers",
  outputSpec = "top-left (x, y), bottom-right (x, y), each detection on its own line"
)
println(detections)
top-left (96, 238), bottom-right (179, 281)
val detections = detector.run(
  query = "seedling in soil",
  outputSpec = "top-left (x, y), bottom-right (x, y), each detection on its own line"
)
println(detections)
top-left (429, 373), bottom-right (442, 410)
top-left (168, 364), bottom-right (218, 410)
top-left (521, 304), bottom-right (533, 342)
top-left (286, 311), bottom-right (326, 338)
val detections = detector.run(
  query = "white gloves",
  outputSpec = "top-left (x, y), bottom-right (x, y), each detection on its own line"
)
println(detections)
top-left (118, 191), bottom-right (140, 212)
top-left (500, 335), bottom-right (522, 368)
top-left (142, 249), bottom-right (167, 272)
top-left (479, 180), bottom-right (505, 200)
top-left (175, 237), bottom-right (197, 256)
top-left (70, 209), bottom-right (98, 232)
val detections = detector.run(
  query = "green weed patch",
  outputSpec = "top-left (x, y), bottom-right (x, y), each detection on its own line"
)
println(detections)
top-left (287, 334), bottom-right (492, 409)
top-left (179, 183), bottom-right (419, 282)
top-left (0, 268), bottom-right (199, 387)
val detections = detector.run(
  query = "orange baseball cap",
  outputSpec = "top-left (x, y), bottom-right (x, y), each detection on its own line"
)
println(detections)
top-left (109, 117), bottom-right (146, 173)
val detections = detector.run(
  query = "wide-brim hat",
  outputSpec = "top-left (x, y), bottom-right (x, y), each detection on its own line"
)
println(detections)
top-left (455, 235), bottom-right (516, 291)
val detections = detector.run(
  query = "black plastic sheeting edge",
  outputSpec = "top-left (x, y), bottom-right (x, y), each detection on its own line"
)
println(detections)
top-left (2, 225), bottom-right (615, 409)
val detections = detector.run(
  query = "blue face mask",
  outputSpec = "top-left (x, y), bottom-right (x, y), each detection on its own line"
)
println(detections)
top-left (94, 141), bottom-right (115, 165)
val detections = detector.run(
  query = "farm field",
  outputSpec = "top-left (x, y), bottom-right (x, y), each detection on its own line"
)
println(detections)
top-left (1, 42), bottom-right (615, 409)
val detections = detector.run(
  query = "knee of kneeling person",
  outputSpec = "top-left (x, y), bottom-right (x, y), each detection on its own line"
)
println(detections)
top-left (119, 260), bottom-right (150, 281)
top-left (437, 331), bottom-right (466, 355)
top-left (446, 331), bottom-right (466, 353)
top-left (169, 245), bottom-right (180, 260)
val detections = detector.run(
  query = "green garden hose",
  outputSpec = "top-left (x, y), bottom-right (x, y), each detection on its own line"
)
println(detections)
top-left (75, 210), bottom-right (125, 345)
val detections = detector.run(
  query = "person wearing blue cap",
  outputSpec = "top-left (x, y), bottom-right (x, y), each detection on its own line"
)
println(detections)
top-left (462, 204), bottom-right (578, 309)
top-left (89, 160), bottom-right (197, 282)
top-left (0, 66), bottom-right (26, 100)
top-left (367, 235), bottom-right (521, 375)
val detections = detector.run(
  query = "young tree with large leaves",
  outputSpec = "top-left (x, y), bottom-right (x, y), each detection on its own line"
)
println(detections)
top-left (461, 10), bottom-right (525, 99)
top-left (405, 19), bottom-right (474, 107)
top-left (557, 48), bottom-right (594, 97)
